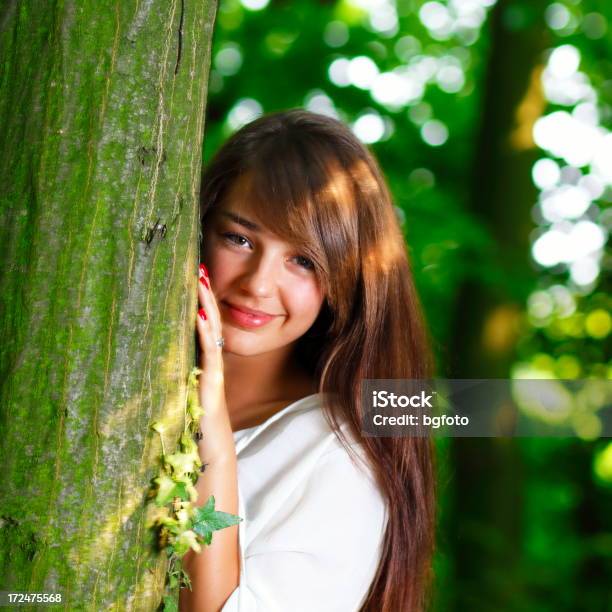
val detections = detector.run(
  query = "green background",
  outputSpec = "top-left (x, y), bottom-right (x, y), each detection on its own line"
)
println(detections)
top-left (203, 0), bottom-right (611, 609)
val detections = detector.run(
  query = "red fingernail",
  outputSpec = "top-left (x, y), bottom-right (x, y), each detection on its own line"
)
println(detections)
top-left (199, 263), bottom-right (209, 278)
top-left (199, 276), bottom-right (209, 289)
top-left (198, 308), bottom-right (207, 321)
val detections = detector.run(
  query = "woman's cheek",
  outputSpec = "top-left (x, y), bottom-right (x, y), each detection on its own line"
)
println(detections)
top-left (206, 245), bottom-right (238, 286)
top-left (288, 278), bottom-right (324, 319)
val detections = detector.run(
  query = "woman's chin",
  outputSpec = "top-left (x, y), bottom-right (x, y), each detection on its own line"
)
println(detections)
top-left (221, 331), bottom-right (268, 357)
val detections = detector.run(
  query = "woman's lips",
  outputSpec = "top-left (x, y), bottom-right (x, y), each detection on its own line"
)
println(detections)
top-left (222, 302), bottom-right (279, 329)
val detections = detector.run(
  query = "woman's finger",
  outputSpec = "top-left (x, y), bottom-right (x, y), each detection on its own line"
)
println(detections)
top-left (197, 274), bottom-right (222, 334)
top-left (198, 265), bottom-right (222, 321)
top-left (196, 265), bottom-right (224, 370)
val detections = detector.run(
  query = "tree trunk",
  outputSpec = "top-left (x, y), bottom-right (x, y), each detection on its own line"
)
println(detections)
top-left (0, 1), bottom-right (217, 608)
top-left (446, 1), bottom-right (549, 610)
top-left (450, 0), bottom-right (549, 378)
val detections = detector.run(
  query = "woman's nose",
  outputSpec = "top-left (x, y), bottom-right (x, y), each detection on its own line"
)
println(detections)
top-left (239, 253), bottom-right (278, 297)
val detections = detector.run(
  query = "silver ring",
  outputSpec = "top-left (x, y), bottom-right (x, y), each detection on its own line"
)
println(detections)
top-left (215, 337), bottom-right (225, 348)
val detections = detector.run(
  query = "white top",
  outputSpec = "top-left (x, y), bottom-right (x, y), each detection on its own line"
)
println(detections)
top-left (221, 393), bottom-right (388, 612)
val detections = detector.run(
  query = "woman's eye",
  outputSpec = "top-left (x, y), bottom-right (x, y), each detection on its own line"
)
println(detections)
top-left (293, 255), bottom-right (315, 271)
top-left (222, 232), bottom-right (251, 248)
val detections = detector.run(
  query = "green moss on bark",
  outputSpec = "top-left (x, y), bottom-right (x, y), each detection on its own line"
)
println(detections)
top-left (0, 1), bottom-right (217, 608)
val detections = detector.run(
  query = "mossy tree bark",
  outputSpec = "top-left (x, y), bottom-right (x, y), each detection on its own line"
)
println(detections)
top-left (0, 1), bottom-right (217, 608)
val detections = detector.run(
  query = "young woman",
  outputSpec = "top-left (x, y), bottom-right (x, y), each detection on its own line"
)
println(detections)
top-left (180, 110), bottom-right (436, 611)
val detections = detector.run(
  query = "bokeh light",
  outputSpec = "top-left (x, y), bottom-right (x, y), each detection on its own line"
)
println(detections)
top-left (240, 0), bottom-right (270, 10)
top-left (352, 111), bottom-right (386, 143)
top-left (421, 119), bottom-right (449, 146)
top-left (227, 98), bottom-right (263, 131)
top-left (214, 43), bottom-right (243, 76)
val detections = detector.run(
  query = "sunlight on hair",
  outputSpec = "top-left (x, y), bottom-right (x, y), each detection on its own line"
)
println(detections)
top-left (312, 156), bottom-right (404, 280)
top-left (317, 158), bottom-right (370, 231)
top-left (363, 233), bottom-right (404, 276)
top-left (348, 158), bottom-right (383, 196)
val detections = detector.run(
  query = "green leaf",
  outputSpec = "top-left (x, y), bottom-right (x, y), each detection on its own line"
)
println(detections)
top-left (200, 508), bottom-right (242, 531)
top-left (166, 451), bottom-right (200, 478)
top-left (174, 529), bottom-right (202, 556)
top-left (163, 595), bottom-right (178, 612)
top-left (187, 394), bottom-right (204, 421)
top-left (169, 573), bottom-right (179, 589)
top-left (154, 475), bottom-right (189, 506)
top-left (192, 496), bottom-right (242, 546)
top-left (172, 475), bottom-right (199, 503)
top-left (159, 516), bottom-right (180, 532)
top-left (188, 367), bottom-right (202, 388)
top-left (180, 432), bottom-right (200, 457)
top-left (179, 567), bottom-right (192, 590)
top-left (202, 495), bottom-right (215, 514)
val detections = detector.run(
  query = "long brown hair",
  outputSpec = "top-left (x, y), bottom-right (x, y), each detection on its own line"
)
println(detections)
top-left (200, 110), bottom-right (436, 611)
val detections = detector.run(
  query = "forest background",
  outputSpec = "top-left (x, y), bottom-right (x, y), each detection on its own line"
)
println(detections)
top-left (202, 0), bottom-right (611, 609)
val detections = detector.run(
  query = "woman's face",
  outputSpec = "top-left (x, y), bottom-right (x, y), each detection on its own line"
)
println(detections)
top-left (202, 177), bottom-right (325, 358)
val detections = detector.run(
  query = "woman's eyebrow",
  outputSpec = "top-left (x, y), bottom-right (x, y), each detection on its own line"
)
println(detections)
top-left (221, 211), bottom-right (260, 231)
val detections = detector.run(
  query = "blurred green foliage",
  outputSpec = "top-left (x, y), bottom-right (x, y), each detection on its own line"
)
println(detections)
top-left (202, 0), bottom-right (611, 609)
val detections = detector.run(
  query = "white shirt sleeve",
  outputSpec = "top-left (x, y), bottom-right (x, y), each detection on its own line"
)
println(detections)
top-left (221, 446), bottom-right (387, 612)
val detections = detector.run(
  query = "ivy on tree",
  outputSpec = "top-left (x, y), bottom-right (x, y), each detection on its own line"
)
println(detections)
top-left (150, 368), bottom-right (242, 609)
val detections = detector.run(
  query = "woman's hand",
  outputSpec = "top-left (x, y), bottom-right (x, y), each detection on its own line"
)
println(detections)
top-left (196, 264), bottom-right (226, 416)
top-left (180, 265), bottom-right (240, 611)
